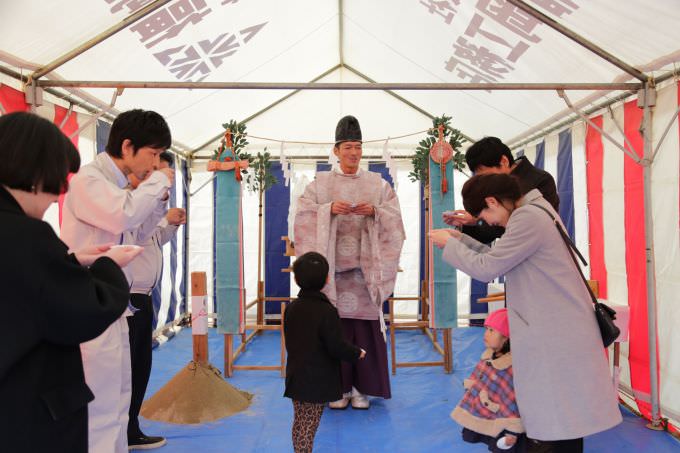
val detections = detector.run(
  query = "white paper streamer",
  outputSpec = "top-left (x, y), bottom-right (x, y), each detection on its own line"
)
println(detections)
top-left (382, 137), bottom-right (398, 190)
top-left (280, 141), bottom-right (291, 187)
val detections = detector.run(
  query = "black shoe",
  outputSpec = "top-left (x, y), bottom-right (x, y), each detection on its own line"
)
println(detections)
top-left (128, 435), bottom-right (167, 450)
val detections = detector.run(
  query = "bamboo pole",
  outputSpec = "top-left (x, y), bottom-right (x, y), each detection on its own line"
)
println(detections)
top-left (256, 186), bottom-right (265, 330)
top-left (390, 299), bottom-right (397, 375)
top-left (280, 302), bottom-right (286, 377)
top-left (422, 183), bottom-right (430, 323)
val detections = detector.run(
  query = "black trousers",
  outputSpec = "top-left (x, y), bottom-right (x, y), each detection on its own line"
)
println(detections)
top-left (527, 437), bottom-right (584, 453)
top-left (127, 293), bottom-right (154, 439)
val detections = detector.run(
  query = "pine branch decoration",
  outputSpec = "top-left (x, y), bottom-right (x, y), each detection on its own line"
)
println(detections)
top-left (409, 115), bottom-right (466, 184)
top-left (213, 120), bottom-right (251, 179)
top-left (245, 149), bottom-right (278, 193)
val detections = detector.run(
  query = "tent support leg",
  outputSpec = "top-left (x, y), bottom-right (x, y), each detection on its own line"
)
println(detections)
top-left (641, 83), bottom-right (662, 429)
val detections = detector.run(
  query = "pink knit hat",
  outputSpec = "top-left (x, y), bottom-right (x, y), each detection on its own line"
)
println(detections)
top-left (484, 308), bottom-right (509, 338)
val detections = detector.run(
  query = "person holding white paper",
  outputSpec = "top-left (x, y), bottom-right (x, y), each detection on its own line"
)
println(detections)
top-left (61, 109), bottom-right (174, 453)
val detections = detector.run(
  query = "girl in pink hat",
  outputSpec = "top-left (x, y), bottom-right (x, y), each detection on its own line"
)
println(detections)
top-left (451, 308), bottom-right (526, 452)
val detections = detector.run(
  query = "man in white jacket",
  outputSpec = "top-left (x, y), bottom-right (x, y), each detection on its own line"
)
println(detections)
top-left (61, 109), bottom-right (174, 453)
top-left (124, 151), bottom-right (185, 450)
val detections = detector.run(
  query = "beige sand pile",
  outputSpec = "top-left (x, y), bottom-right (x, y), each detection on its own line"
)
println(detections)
top-left (140, 361), bottom-right (253, 424)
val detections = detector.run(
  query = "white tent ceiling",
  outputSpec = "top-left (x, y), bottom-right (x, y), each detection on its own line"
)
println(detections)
top-left (1, 0), bottom-right (679, 156)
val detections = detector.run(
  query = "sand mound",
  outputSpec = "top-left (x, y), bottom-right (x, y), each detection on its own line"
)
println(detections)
top-left (141, 361), bottom-right (253, 424)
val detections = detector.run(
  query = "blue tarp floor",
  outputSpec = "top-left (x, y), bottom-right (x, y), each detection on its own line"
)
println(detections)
top-left (143, 326), bottom-right (680, 452)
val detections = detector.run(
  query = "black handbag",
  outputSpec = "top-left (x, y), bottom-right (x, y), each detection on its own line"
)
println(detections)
top-left (531, 204), bottom-right (620, 347)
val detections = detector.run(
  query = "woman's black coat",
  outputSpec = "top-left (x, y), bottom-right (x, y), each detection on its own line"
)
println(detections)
top-left (283, 289), bottom-right (361, 403)
top-left (0, 186), bottom-right (130, 453)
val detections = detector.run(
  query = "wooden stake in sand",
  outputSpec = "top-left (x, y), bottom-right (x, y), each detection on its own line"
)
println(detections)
top-left (140, 272), bottom-right (252, 424)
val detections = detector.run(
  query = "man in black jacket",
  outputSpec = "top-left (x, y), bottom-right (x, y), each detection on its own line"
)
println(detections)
top-left (443, 136), bottom-right (560, 328)
top-left (444, 136), bottom-right (559, 242)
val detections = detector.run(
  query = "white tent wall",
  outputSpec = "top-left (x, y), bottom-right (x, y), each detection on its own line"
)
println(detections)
top-left (517, 80), bottom-right (680, 429)
top-left (570, 122), bottom-right (590, 267)
top-left (187, 170), bottom-right (216, 315)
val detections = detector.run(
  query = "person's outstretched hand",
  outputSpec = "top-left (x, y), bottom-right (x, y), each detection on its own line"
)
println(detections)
top-left (442, 210), bottom-right (476, 227)
top-left (103, 245), bottom-right (144, 268)
top-left (359, 348), bottom-right (367, 359)
top-left (428, 228), bottom-right (460, 249)
top-left (74, 243), bottom-right (114, 266)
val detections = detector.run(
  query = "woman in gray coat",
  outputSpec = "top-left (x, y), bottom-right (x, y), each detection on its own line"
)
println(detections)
top-left (430, 174), bottom-right (621, 452)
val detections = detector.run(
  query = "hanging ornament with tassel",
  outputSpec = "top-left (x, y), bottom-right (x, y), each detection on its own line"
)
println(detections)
top-left (429, 124), bottom-right (453, 194)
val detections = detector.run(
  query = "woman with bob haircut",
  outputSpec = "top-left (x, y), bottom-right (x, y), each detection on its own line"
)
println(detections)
top-left (430, 173), bottom-right (621, 453)
top-left (0, 112), bottom-right (141, 453)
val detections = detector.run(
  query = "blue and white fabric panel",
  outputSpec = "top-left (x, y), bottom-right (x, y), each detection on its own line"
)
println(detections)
top-left (155, 159), bottom-right (187, 332)
top-left (569, 123), bottom-right (590, 266)
top-left (557, 129), bottom-right (576, 240)
top-left (265, 162), bottom-right (290, 316)
top-left (390, 160), bottom-right (420, 318)
top-left (95, 119), bottom-right (110, 154)
top-left (368, 162), bottom-right (394, 187)
top-left (534, 140), bottom-right (545, 170)
top-left (527, 126), bottom-right (589, 264)
top-left (368, 162), bottom-right (394, 315)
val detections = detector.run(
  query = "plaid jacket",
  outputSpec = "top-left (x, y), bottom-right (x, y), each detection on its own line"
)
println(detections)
top-left (451, 349), bottom-right (524, 437)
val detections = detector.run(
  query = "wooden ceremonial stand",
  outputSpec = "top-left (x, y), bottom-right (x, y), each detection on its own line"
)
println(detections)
top-left (389, 184), bottom-right (453, 375)
top-left (223, 185), bottom-right (286, 378)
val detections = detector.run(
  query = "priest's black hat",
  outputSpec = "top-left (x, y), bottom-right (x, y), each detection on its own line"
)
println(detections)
top-left (335, 115), bottom-right (362, 144)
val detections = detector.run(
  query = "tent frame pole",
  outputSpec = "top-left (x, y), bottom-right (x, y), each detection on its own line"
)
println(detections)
top-left (29, 0), bottom-right (173, 80)
top-left (509, 72), bottom-right (679, 149)
top-left (37, 80), bottom-right (641, 91)
top-left (557, 90), bottom-right (642, 163)
top-left (183, 157), bottom-right (192, 322)
top-left (641, 83), bottom-right (662, 429)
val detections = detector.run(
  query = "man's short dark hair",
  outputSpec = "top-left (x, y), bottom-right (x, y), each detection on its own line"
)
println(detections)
top-left (465, 137), bottom-right (515, 173)
top-left (106, 109), bottom-right (171, 158)
top-left (462, 173), bottom-right (522, 217)
top-left (159, 151), bottom-right (174, 167)
top-left (293, 252), bottom-right (329, 291)
top-left (0, 112), bottom-right (80, 195)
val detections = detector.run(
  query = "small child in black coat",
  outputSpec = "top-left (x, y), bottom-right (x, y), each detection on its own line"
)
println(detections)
top-left (284, 252), bottom-right (366, 453)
